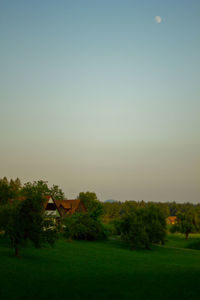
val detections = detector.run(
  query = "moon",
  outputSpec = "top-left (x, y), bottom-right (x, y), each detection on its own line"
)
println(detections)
top-left (154, 16), bottom-right (162, 24)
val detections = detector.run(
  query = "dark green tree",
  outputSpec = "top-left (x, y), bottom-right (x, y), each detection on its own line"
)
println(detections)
top-left (120, 210), bottom-right (149, 249)
top-left (22, 180), bottom-right (50, 197)
top-left (10, 178), bottom-right (21, 192)
top-left (78, 191), bottom-right (103, 219)
top-left (22, 180), bottom-right (65, 200)
top-left (64, 212), bottom-right (107, 241)
top-left (102, 201), bottom-right (122, 222)
top-left (50, 184), bottom-right (65, 200)
top-left (142, 205), bottom-right (166, 245)
top-left (0, 185), bottom-right (58, 256)
top-left (171, 210), bottom-right (200, 239)
top-left (0, 177), bottom-right (20, 205)
top-left (118, 205), bottom-right (166, 249)
top-left (64, 192), bottom-right (106, 241)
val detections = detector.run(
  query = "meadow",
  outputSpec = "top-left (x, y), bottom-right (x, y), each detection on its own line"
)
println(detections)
top-left (1, 234), bottom-right (200, 300)
top-left (166, 233), bottom-right (200, 249)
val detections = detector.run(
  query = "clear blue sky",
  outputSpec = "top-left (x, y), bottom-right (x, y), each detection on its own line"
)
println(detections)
top-left (1, 0), bottom-right (200, 202)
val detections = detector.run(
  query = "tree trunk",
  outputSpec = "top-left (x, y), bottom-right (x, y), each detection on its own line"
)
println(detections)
top-left (185, 232), bottom-right (189, 240)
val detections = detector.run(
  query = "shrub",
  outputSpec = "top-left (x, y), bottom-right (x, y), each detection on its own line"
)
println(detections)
top-left (64, 213), bottom-right (107, 241)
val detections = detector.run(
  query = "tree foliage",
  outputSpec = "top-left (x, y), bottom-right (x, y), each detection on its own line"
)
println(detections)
top-left (170, 210), bottom-right (200, 239)
top-left (102, 200), bottom-right (200, 224)
top-left (50, 184), bottom-right (65, 200)
top-left (64, 212), bottom-right (107, 241)
top-left (0, 181), bottom-right (58, 256)
top-left (78, 191), bottom-right (103, 219)
top-left (118, 205), bottom-right (166, 249)
top-left (21, 180), bottom-right (64, 200)
top-left (0, 178), bottom-right (65, 206)
top-left (0, 177), bottom-right (21, 205)
top-left (64, 192), bottom-right (106, 241)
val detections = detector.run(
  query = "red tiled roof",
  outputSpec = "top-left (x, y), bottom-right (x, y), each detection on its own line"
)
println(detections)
top-left (54, 199), bottom-right (83, 214)
top-left (54, 199), bottom-right (71, 209)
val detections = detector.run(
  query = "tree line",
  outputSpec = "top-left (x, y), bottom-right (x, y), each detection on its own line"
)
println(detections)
top-left (102, 200), bottom-right (200, 221)
top-left (102, 200), bottom-right (200, 240)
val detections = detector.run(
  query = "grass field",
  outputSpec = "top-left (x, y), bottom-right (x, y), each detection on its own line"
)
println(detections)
top-left (166, 233), bottom-right (200, 249)
top-left (1, 235), bottom-right (200, 300)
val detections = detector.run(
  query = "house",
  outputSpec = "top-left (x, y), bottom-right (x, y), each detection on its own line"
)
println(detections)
top-left (44, 196), bottom-right (86, 218)
top-left (166, 216), bottom-right (177, 225)
top-left (44, 196), bottom-right (60, 217)
top-left (9, 195), bottom-right (86, 218)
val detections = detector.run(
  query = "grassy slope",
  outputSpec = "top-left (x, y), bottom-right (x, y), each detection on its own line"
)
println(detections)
top-left (166, 233), bottom-right (200, 249)
top-left (0, 237), bottom-right (200, 300)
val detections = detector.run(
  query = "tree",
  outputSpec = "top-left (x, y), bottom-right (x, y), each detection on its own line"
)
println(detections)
top-left (22, 180), bottom-right (50, 197)
top-left (118, 205), bottom-right (166, 249)
top-left (0, 185), bottom-right (58, 256)
top-left (0, 177), bottom-right (20, 205)
top-left (78, 192), bottom-right (103, 219)
top-left (119, 210), bottom-right (150, 249)
top-left (10, 178), bottom-right (21, 192)
top-left (64, 192), bottom-right (106, 241)
top-left (142, 205), bottom-right (166, 245)
top-left (64, 212), bottom-right (107, 241)
top-left (102, 201), bottom-right (122, 222)
top-left (50, 184), bottom-right (65, 200)
top-left (171, 210), bottom-right (200, 239)
top-left (121, 201), bottom-right (138, 215)
top-left (22, 180), bottom-right (65, 200)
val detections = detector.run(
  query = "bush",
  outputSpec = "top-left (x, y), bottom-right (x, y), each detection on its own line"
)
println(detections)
top-left (64, 213), bottom-right (107, 241)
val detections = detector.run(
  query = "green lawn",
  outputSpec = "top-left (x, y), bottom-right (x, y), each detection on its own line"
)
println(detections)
top-left (1, 236), bottom-right (200, 300)
top-left (166, 233), bottom-right (200, 249)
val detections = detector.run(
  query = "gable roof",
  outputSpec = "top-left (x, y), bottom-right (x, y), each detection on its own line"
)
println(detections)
top-left (44, 197), bottom-right (86, 217)
top-left (54, 199), bottom-right (85, 215)
top-left (43, 195), bottom-right (53, 209)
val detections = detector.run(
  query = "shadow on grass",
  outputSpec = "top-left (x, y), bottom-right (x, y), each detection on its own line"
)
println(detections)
top-left (0, 236), bottom-right (59, 262)
top-left (106, 237), bottom-right (156, 252)
top-left (187, 239), bottom-right (200, 250)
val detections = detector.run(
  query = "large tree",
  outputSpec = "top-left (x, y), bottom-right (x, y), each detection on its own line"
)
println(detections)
top-left (64, 192), bottom-right (106, 241)
top-left (50, 184), bottom-right (65, 200)
top-left (22, 180), bottom-right (65, 200)
top-left (78, 191), bottom-right (103, 219)
top-left (0, 184), bottom-right (58, 256)
top-left (118, 205), bottom-right (166, 249)
top-left (64, 212), bottom-right (107, 241)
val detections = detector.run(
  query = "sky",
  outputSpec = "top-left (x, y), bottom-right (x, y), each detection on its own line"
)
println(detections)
top-left (1, 0), bottom-right (200, 202)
